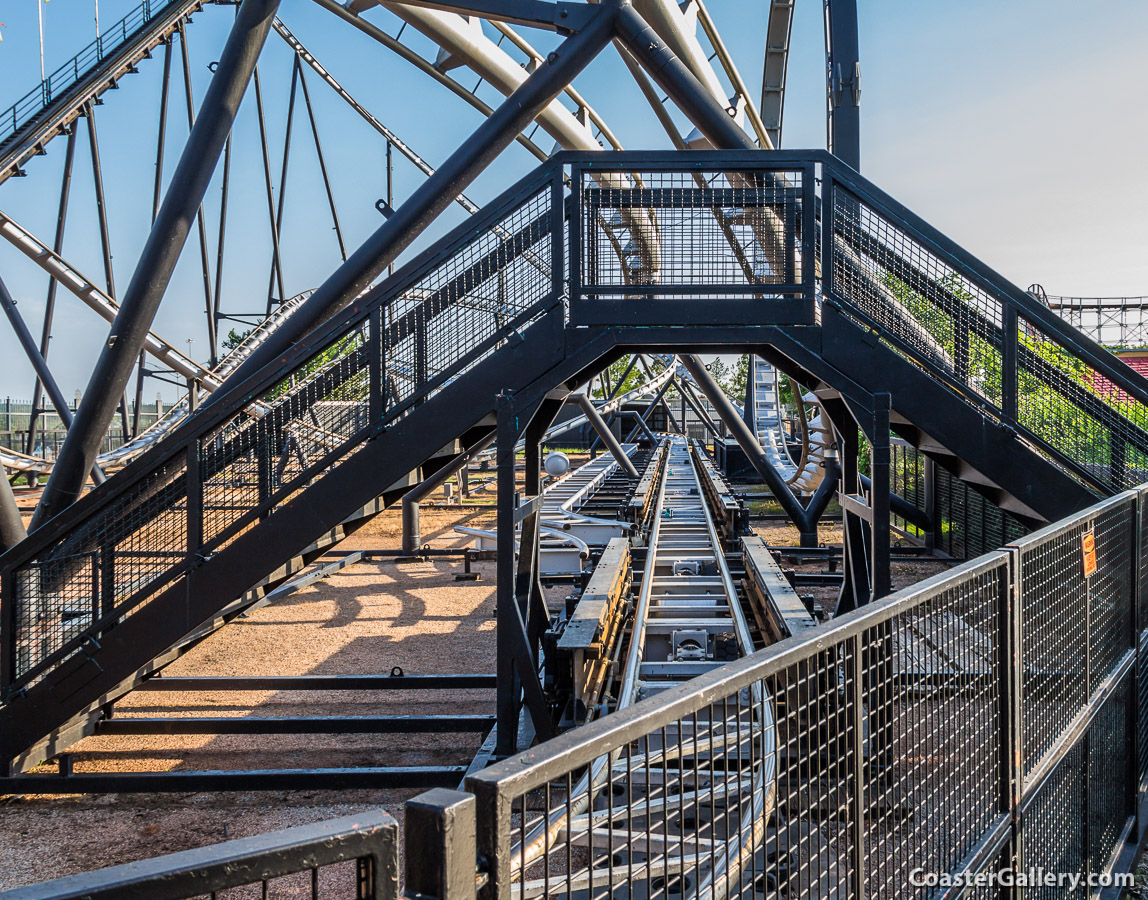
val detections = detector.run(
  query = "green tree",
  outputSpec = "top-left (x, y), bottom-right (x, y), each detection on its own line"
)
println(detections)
top-left (222, 328), bottom-right (252, 354)
top-left (592, 355), bottom-right (647, 399)
top-left (729, 355), bottom-right (749, 400)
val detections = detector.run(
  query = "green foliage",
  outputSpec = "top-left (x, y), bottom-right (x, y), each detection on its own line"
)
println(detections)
top-left (592, 356), bottom-right (647, 399)
top-left (222, 328), bottom-right (252, 353)
top-left (728, 355), bottom-right (749, 400)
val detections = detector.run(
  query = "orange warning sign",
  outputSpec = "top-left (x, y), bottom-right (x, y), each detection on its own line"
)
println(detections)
top-left (1082, 530), bottom-right (1097, 577)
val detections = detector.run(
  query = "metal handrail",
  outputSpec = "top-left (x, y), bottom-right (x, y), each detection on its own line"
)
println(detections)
top-left (0, 0), bottom-right (180, 147)
top-left (0, 811), bottom-right (398, 899)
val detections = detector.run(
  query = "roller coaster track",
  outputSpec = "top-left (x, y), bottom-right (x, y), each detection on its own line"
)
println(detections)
top-left (511, 436), bottom-right (771, 899)
top-left (0, 0), bottom-right (208, 184)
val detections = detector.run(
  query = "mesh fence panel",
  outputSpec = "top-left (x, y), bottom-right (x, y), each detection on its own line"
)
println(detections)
top-left (5, 178), bottom-right (557, 689)
top-left (1016, 518), bottom-right (1090, 779)
top-left (12, 455), bottom-right (188, 684)
top-left (859, 561), bottom-right (1005, 899)
top-left (580, 168), bottom-right (804, 294)
top-left (829, 185), bottom-right (1004, 408)
top-left (1022, 739), bottom-right (1087, 899)
top-left (1017, 316), bottom-right (1148, 492)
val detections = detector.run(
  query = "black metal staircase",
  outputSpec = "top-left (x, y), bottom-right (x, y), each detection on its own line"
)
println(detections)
top-left (3, 149), bottom-right (1147, 774)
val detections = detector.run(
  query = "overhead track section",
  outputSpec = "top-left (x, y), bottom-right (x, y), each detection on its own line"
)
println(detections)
top-left (761, 0), bottom-right (795, 148)
top-left (0, 0), bottom-right (207, 185)
top-left (344, 0), bottom-right (661, 282)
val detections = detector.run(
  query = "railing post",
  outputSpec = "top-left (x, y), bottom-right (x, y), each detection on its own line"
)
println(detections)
top-left (849, 632), bottom-right (867, 899)
top-left (369, 306), bottom-right (383, 422)
top-left (821, 171), bottom-right (835, 299)
top-left (186, 441), bottom-right (203, 559)
top-left (802, 161), bottom-right (816, 311)
top-left (405, 789), bottom-right (478, 900)
top-left (1002, 304), bottom-right (1018, 424)
top-left (1001, 547), bottom-right (1021, 898)
top-left (1130, 491), bottom-right (1142, 843)
top-left (568, 162), bottom-right (582, 308)
top-left (550, 165), bottom-right (565, 301)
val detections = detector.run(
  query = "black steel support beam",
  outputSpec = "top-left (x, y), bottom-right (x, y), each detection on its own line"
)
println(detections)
top-left (0, 273), bottom-right (105, 486)
top-left (575, 394), bottom-right (640, 478)
top-left (135, 674), bottom-right (496, 690)
top-left (679, 353), bottom-right (818, 544)
top-left (206, 2), bottom-right (618, 410)
top-left (95, 715), bottom-right (495, 735)
top-left (0, 466), bottom-right (25, 552)
top-left (824, 0), bottom-right (861, 170)
top-left (0, 767), bottom-right (464, 794)
top-left (25, 124), bottom-right (77, 461)
top-left (34, 0), bottom-right (282, 527)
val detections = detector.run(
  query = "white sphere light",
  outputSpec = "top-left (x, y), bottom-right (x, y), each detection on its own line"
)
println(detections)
top-left (543, 451), bottom-right (570, 478)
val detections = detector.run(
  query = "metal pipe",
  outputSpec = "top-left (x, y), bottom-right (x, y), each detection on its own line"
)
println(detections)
top-left (679, 354), bottom-right (812, 539)
top-left (575, 394), bottom-right (639, 479)
top-left (0, 465), bottom-right (26, 552)
top-left (0, 273), bottom-right (105, 485)
top-left (675, 377), bottom-right (721, 438)
top-left (402, 434), bottom-right (495, 555)
top-left (35, 0), bottom-right (282, 526)
top-left (252, 65), bottom-right (287, 313)
top-left (296, 62), bottom-right (346, 261)
top-left (177, 21), bottom-right (219, 364)
top-left (26, 123), bottom-right (77, 459)
top-left (207, 3), bottom-right (619, 409)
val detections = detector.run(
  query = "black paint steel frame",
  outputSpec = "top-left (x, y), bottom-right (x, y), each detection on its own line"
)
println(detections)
top-left (3, 0), bottom-right (1145, 796)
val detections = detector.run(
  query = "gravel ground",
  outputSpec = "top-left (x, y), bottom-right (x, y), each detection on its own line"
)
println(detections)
top-left (0, 462), bottom-right (952, 891)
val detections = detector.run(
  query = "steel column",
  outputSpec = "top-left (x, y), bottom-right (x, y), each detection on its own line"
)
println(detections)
top-left (575, 393), bottom-right (639, 478)
top-left (35, 0), bottom-right (282, 527)
top-left (824, 0), bottom-right (861, 170)
top-left (25, 124), bottom-right (77, 461)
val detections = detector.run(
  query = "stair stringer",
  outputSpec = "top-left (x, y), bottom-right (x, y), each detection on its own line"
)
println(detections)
top-left (0, 308), bottom-right (577, 770)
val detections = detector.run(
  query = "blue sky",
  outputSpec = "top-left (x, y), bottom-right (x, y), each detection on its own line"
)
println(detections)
top-left (0, 0), bottom-right (1145, 399)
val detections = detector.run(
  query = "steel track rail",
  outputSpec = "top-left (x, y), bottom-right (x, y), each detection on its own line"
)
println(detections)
top-left (512, 437), bottom-right (775, 898)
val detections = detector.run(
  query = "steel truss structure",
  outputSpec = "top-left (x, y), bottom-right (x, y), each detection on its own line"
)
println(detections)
top-left (0, 1), bottom-right (1145, 894)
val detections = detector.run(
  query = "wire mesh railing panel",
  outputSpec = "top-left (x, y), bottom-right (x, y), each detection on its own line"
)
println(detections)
top-left (764, 646), bottom-right (857, 897)
top-left (1015, 517), bottom-right (1091, 779)
top-left (1087, 673), bottom-right (1131, 877)
top-left (579, 168), bottom-right (806, 294)
top-left (382, 185), bottom-right (554, 419)
top-left (859, 559), bottom-right (1006, 899)
top-left (196, 328), bottom-right (371, 547)
top-left (492, 686), bottom-right (783, 900)
top-left (828, 183), bottom-right (1004, 409)
top-left (1088, 500), bottom-right (1134, 692)
top-left (1016, 316), bottom-right (1148, 493)
top-left (11, 454), bottom-right (188, 684)
top-left (2, 168), bottom-right (561, 699)
top-left (1021, 739), bottom-right (1087, 899)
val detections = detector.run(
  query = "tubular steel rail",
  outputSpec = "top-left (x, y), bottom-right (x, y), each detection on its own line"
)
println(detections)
top-left (0, 810), bottom-right (398, 899)
top-left (5, 149), bottom-right (1148, 772)
top-left (468, 486), bottom-right (1148, 898)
